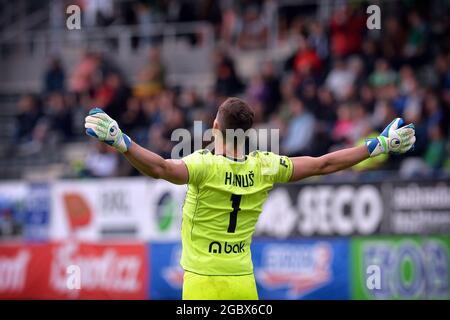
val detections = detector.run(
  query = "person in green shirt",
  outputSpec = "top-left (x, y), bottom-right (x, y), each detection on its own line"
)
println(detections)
top-left (424, 125), bottom-right (447, 170)
top-left (84, 97), bottom-right (415, 300)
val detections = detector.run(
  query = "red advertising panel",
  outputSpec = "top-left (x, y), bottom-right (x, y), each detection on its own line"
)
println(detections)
top-left (0, 241), bottom-right (148, 299)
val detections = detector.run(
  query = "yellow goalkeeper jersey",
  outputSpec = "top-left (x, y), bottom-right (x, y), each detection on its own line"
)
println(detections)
top-left (180, 149), bottom-right (293, 275)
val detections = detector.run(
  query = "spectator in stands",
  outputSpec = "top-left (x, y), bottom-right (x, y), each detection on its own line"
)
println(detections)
top-left (311, 87), bottom-right (336, 155)
top-left (277, 73), bottom-right (296, 122)
top-left (120, 96), bottom-right (146, 133)
top-left (95, 72), bottom-right (131, 120)
top-left (424, 92), bottom-right (443, 132)
top-left (94, 73), bottom-right (116, 108)
top-left (84, 141), bottom-right (119, 177)
top-left (69, 51), bottom-right (101, 96)
top-left (220, 6), bottom-right (242, 46)
top-left (15, 94), bottom-right (43, 143)
top-left (434, 53), bottom-right (450, 89)
top-left (401, 78), bottom-right (423, 125)
top-left (369, 59), bottom-right (398, 88)
top-left (260, 61), bottom-right (281, 116)
top-left (325, 59), bottom-right (356, 101)
top-left (149, 105), bottom-right (186, 159)
top-left (134, 1), bottom-right (164, 45)
top-left (15, 93), bottom-right (72, 155)
top-left (308, 21), bottom-right (329, 61)
top-left (281, 97), bottom-right (315, 156)
top-left (359, 85), bottom-right (376, 113)
top-left (332, 103), bottom-right (354, 147)
top-left (178, 89), bottom-right (203, 124)
top-left (44, 92), bottom-right (74, 141)
top-left (381, 16), bottom-right (407, 68)
top-left (315, 87), bottom-right (337, 125)
top-left (404, 11), bottom-right (428, 63)
top-left (424, 124), bottom-right (447, 170)
top-left (214, 50), bottom-right (243, 97)
top-left (350, 103), bottom-right (372, 145)
top-left (297, 79), bottom-right (318, 114)
top-left (43, 57), bottom-right (65, 94)
top-left (119, 96), bottom-right (148, 145)
top-left (398, 65), bottom-right (417, 95)
top-left (372, 99), bottom-right (398, 132)
top-left (246, 74), bottom-right (265, 110)
top-left (133, 47), bottom-right (165, 99)
top-left (141, 95), bottom-right (164, 130)
top-left (329, 5), bottom-right (365, 57)
top-left (81, 0), bottom-right (115, 27)
top-left (294, 37), bottom-right (322, 77)
top-left (348, 55), bottom-right (366, 86)
top-left (237, 5), bottom-right (268, 50)
top-left (361, 39), bottom-right (378, 75)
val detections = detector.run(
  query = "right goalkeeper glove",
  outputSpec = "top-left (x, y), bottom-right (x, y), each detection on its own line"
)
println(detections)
top-left (84, 108), bottom-right (131, 153)
top-left (366, 117), bottom-right (416, 157)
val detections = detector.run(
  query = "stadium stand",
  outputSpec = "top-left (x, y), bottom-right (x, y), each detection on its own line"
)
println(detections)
top-left (0, 0), bottom-right (448, 180)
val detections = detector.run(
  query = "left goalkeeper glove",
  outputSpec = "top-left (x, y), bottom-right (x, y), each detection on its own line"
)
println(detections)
top-left (366, 117), bottom-right (416, 157)
top-left (84, 107), bottom-right (131, 153)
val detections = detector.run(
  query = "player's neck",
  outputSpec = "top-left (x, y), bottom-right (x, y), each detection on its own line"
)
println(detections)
top-left (214, 142), bottom-right (245, 160)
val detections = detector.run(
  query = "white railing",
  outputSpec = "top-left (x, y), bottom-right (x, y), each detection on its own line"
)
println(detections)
top-left (0, 0), bottom-right (340, 94)
top-left (1, 21), bottom-right (214, 55)
top-left (0, 21), bottom-right (216, 93)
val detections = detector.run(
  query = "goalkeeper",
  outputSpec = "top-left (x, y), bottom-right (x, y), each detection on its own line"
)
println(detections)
top-left (84, 97), bottom-right (415, 300)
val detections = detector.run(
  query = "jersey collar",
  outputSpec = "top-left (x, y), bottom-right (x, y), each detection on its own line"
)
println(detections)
top-left (212, 149), bottom-right (247, 162)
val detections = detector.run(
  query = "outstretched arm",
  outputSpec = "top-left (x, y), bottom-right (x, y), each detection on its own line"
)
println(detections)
top-left (123, 141), bottom-right (188, 184)
top-left (289, 118), bottom-right (416, 182)
top-left (290, 145), bottom-right (368, 181)
top-left (84, 108), bottom-right (188, 185)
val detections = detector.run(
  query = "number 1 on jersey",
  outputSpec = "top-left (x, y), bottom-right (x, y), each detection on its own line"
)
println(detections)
top-left (227, 194), bottom-right (242, 233)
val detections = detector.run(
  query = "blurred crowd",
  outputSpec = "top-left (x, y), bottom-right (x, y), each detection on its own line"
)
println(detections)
top-left (12, 0), bottom-right (450, 178)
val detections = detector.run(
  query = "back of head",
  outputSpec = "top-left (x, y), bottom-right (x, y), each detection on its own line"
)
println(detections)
top-left (216, 97), bottom-right (255, 134)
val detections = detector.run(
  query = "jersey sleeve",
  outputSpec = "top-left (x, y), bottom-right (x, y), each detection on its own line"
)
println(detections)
top-left (181, 150), bottom-right (208, 186)
top-left (259, 152), bottom-right (293, 183)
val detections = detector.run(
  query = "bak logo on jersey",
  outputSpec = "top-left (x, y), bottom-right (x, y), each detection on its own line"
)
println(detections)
top-left (224, 171), bottom-right (254, 187)
top-left (208, 241), bottom-right (245, 254)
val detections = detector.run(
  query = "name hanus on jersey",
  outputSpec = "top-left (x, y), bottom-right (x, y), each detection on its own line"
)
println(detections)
top-left (224, 171), bottom-right (254, 187)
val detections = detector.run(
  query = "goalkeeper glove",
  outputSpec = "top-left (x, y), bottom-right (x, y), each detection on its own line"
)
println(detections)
top-left (366, 118), bottom-right (416, 157)
top-left (84, 108), bottom-right (131, 153)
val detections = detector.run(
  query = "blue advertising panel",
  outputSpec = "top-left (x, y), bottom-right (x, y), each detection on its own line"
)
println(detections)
top-left (149, 242), bottom-right (183, 299)
top-left (24, 183), bottom-right (50, 240)
top-left (252, 238), bottom-right (350, 300)
top-left (0, 182), bottom-right (50, 241)
top-left (149, 239), bottom-right (350, 300)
